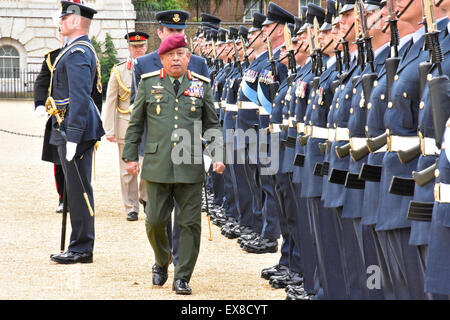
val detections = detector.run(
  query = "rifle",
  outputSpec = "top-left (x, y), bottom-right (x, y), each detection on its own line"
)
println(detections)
top-left (233, 39), bottom-right (243, 76)
top-left (354, 5), bottom-right (366, 72)
top-left (284, 24), bottom-right (297, 76)
top-left (306, 21), bottom-right (317, 75)
top-left (423, 0), bottom-right (450, 148)
top-left (313, 17), bottom-right (323, 76)
top-left (385, 0), bottom-right (401, 102)
top-left (266, 36), bottom-right (280, 101)
top-left (240, 35), bottom-right (250, 68)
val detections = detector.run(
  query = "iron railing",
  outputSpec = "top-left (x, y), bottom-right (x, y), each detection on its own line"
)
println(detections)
top-left (0, 68), bottom-right (39, 99)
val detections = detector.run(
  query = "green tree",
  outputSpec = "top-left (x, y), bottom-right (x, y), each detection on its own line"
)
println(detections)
top-left (91, 33), bottom-right (119, 96)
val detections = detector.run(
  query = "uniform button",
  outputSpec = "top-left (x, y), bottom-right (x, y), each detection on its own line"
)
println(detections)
top-left (175, 99), bottom-right (179, 103)
top-left (435, 169), bottom-right (440, 178)
top-left (288, 110), bottom-right (291, 115)
top-left (175, 107), bottom-right (179, 111)
top-left (386, 128), bottom-right (390, 135)
top-left (353, 88), bottom-right (357, 94)
top-left (388, 102), bottom-right (393, 108)
top-left (269, 115), bottom-right (272, 119)
top-left (367, 103), bottom-right (372, 109)
top-left (427, 74), bottom-right (433, 81)
top-left (326, 123), bottom-right (330, 128)
top-left (365, 125), bottom-right (369, 132)
top-left (308, 99), bottom-right (311, 104)
top-left (173, 143), bottom-right (177, 147)
top-left (394, 75), bottom-right (399, 81)
top-left (303, 116), bottom-right (306, 121)
top-left (335, 103), bottom-right (339, 109)
top-left (403, 92), bottom-right (408, 98)
top-left (373, 81), bottom-right (378, 87)
top-left (341, 85), bottom-right (345, 90)
top-left (349, 108), bottom-right (353, 114)
top-left (174, 116), bottom-right (178, 120)
top-left (173, 134), bottom-right (178, 139)
top-left (419, 101), bottom-right (425, 109)
top-left (345, 94), bottom-right (349, 100)
top-left (312, 105), bottom-right (316, 110)
top-left (380, 94), bottom-right (385, 100)
top-left (174, 124), bottom-right (178, 129)
top-left (334, 123), bottom-right (337, 128)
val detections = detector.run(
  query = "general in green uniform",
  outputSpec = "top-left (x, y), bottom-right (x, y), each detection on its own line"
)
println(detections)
top-left (122, 34), bottom-right (224, 295)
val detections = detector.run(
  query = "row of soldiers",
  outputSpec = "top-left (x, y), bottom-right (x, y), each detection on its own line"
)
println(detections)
top-left (191, 0), bottom-right (450, 300)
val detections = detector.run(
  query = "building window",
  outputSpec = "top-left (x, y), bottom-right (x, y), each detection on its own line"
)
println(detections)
top-left (243, 0), bottom-right (266, 22)
top-left (0, 45), bottom-right (20, 78)
top-left (299, 0), bottom-right (322, 10)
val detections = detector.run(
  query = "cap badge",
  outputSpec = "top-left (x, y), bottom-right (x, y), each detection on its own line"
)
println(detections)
top-left (173, 14), bottom-right (181, 23)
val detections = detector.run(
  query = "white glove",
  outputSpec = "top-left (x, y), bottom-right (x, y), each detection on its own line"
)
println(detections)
top-left (66, 142), bottom-right (77, 162)
top-left (34, 105), bottom-right (47, 118)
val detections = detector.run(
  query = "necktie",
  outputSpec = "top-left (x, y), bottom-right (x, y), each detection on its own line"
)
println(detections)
top-left (173, 79), bottom-right (180, 94)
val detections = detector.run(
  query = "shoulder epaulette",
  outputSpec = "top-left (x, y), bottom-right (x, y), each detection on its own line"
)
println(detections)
top-left (191, 71), bottom-right (211, 83)
top-left (45, 47), bottom-right (60, 57)
top-left (141, 70), bottom-right (160, 79)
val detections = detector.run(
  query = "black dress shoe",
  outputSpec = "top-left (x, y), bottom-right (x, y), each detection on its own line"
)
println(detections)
top-left (172, 279), bottom-right (192, 295)
top-left (152, 263), bottom-right (169, 286)
top-left (243, 237), bottom-right (278, 253)
top-left (50, 251), bottom-right (93, 264)
top-left (126, 211), bottom-right (138, 221)
top-left (271, 272), bottom-right (303, 289)
top-left (261, 264), bottom-right (289, 280)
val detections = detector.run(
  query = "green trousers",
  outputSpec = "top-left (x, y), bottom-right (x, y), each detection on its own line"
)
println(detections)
top-left (145, 181), bottom-right (202, 282)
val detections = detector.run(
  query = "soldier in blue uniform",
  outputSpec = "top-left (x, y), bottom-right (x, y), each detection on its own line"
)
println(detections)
top-left (242, 2), bottom-right (293, 257)
top-left (49, 1), bottom-right (104, 264)
top-left (342, 0), bottom-right (391, 300)
top-left (235, 12), bottom-right (268, 250)
top-left (375, 1), bottom-right (447, 299)
top-left (424, 4), bottom-right (450, 295)
top-left (220, 26), bottom-right (255, 239)
top-left (408, 6), bottom-right (450, 299)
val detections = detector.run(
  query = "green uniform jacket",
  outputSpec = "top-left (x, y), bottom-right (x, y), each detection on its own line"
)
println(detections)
top-left (122, 68), bottom-right (223, 184)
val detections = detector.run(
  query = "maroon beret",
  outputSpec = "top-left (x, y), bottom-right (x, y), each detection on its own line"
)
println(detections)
top-left (158, 34), bottom-right (188, 55)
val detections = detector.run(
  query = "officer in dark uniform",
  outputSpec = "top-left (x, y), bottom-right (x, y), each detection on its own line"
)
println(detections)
top-left (424, 6), bottom-right (450, 295)
top-left (235, 12), bottom-right (268, 248)
top-left (243, 2), bottom-right (293, 257)
top-left (49, 1), bottom-right (104, 264)
top-left (375, 1), bottom-right (446, 299)
top-left (220, 26), bottom-right (255, 239)
top-left (34, 32), bottom-right (103, 214)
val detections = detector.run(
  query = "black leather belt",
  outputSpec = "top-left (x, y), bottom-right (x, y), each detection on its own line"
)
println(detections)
top-left (359, 163), bottom-right (382, 182)
top-left (389, 176), bottom-right (415, 196)
top-left (407, 201), bottom-right (433, 222)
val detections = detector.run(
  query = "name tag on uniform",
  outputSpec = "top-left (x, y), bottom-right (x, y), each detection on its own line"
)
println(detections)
top-left (184, 80), bottom-right (204, 98)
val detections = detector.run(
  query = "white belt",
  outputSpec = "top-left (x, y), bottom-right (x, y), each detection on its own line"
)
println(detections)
top-left (335, 127), bottom-right (350, 141)
top-left (435, 183), bottom-right (450, 203)
top-left (259, 106), bottom-right (269, 116)
top-left (388, 135), bottom-right (420, 152)
top-left (350, 137), bottom-right (367, 150)
top-left (288, 117), bottom-right (296, 128)
top-left (328, 128), bottom-right (336, 141)
top-left (269, 123), bottom-right (282, 133)
top-left (214, 102), bottom-right (220, 110)
top-left (372, 145), bottom-right (387, 153)
top-left (238, 101), bottom-right (259, 110)
top-left (225, 103), bottom-right (238, 112)
top-left (421, 136), bottom-right (441, 156)
top-left (282, 118), bottom-right (289, 127)
top-left (297, 122), bottom-right (305, 134)
top-left (310, 126), bottom-right (329, 140)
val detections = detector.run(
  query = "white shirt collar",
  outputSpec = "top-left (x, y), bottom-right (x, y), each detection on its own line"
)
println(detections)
top-left (67, 35), bottom-right (85, 47)
top-left (412, 26), bottom-right (425, 43)
top-left (326, 55), bottom-right (337, 69)
top-left (374, 41), bottom-right (390, 58)
top-left (448, 21), bottom-right (450, 34)
top-left (399, 34), bottom-right (413, 50)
